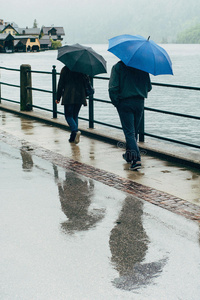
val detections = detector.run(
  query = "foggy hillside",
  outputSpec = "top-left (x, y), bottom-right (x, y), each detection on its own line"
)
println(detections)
top-left (64, 0), bottom-right (200, 44)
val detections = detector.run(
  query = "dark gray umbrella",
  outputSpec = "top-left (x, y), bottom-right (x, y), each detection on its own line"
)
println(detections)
top-left (57, 43), bottom-right (107, 76)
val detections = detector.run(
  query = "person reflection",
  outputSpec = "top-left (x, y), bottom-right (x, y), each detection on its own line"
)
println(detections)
top-left (20, 149), bottom-right (33, 171)
top-left (109, 196), bottom-right (167, 290)
top-left (53, 165), bottom-right (105, 234)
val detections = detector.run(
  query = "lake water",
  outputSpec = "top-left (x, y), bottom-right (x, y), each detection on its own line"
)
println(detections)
top-left (0, 44), bottom-right (200, 146)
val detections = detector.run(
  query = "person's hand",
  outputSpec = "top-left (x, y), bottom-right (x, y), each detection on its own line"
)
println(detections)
top-left (55, 99), bottom-right (60, 104)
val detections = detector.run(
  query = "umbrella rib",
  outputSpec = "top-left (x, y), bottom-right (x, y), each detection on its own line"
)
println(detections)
top-left (71, 50), bottom-right (88, 72)
top-left (126, 42), bottom-right (145, 66)
top-left (108, 35), bottom-right (173, 75)
top-left (71, 50), bottom-right (95, 75)
top-left (58, 44), bottom-right (107, 76)
top-left (149, 42), bottom-right (157, 75)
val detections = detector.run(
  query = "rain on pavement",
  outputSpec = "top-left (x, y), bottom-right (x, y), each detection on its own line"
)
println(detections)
top-left (1, 133), bottom-right (200, 300)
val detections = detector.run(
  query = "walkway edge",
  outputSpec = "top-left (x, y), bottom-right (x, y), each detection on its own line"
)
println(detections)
top-left (1, 128), bottom-right (200, 224)
top-left (0, 103), bottom-right (199, 169)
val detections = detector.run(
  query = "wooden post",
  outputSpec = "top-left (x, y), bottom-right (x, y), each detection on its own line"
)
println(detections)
top-left (20, 64), bottom-right (32, 111)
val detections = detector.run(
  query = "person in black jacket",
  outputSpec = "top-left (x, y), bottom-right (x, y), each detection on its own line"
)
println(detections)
top-left (109, 61), bottom-right (152, 170)
top-left (56, 66), bottom-right (87, 144)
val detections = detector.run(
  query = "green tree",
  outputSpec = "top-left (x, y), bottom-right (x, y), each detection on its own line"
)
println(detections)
top-left (33, 19), bottom-right (38, 28)
top-left (50, 39), bottom-right (62, 49)
top-left (176, 23), bottom-right (200, 43)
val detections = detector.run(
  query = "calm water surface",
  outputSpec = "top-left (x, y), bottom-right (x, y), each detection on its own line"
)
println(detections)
top-left (0, 44), bottom-right (200, 146)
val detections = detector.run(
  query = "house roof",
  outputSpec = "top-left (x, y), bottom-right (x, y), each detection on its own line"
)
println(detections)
top-left (49, 35), bottom-right (58, 40)
top-left (0, 33), bottom-right (8, 40)
top-left (40, 35), bottom-right (50, 40)
top-left (39, 35), bottom-right (51, 46)
top-left (14, 35), bottom-right (39, 40)
top-left (2, 23), bottom-right (18, 34)
top-left (18, 27), bottom-right (41, 35)
top-left (39, 39), bottom-right (51, 46)
top-left (14, 40), bottom-right (27, 46)
top-left (41, 26), bottom-right (65, 35)
top-left (4, 22), bottom-right (18, 30)
top-left (0, 33), bottom-right (14, 40)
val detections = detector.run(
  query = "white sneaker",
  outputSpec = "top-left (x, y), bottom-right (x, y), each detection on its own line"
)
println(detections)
top-left (74, 131), bottom-right (81, 144)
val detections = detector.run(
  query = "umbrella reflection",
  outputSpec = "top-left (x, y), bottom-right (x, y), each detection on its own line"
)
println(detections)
top-left (109, 196), bottom-right (167, 290)
top-left (53, 165), bottom-right (105, 234)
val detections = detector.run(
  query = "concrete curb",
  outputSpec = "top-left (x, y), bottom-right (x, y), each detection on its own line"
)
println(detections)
top-left (0, 103), bottom-right (199, 169)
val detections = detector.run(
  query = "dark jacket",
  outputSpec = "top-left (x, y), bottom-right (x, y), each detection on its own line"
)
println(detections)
top-left (57, 66), bottom-right (87, 106)
top-left (108, 61), bottom-right (152, 107)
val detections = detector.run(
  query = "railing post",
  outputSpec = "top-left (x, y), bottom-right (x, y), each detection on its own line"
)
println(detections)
top-left (20, 64), bottom-right (32, 111)
top-left (0, 69), bottom-right (1, 104)
top-left (88, 77), bottom-right (94, 128)
top-left (52, 65), bottom-right (57, 118)
top-left (139, 110), bottom-right (145, 142)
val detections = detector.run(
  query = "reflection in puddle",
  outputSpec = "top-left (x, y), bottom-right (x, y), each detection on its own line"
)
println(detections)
top-left (20, 118), bottom-right (34, 135)
top-left (20, 149), bottom-right (34, 171)
top-left (53, 165), bottom-right (105, 234)
top-left (109, 196), bottom-right (167, 290)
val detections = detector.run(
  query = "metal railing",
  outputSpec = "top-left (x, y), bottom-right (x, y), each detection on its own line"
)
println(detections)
top-left (0, 66), bottom-right (21, 104)
top-left (0, 65), bottom-right (200, 149)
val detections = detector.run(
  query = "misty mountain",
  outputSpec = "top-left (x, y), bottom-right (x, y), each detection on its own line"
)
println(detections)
top-left (64, 0), bottom-right (200, 44)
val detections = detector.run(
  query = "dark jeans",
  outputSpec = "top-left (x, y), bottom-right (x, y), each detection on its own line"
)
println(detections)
top-left (117, 98), bottom-right (144, 162)
top-left (64, 104), bottom-right (82, 133)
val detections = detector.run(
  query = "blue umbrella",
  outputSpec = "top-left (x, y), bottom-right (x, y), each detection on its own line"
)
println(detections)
top-left (108, 34), bottom-right (173, 76)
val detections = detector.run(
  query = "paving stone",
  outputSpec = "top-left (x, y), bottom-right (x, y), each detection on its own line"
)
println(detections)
top-left (1, 130), bottom-right (200, 223)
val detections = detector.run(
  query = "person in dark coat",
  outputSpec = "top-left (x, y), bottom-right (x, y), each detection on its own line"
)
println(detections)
top-left (56, 66), bottom-right (87, 144)
top-left (109, 61), bottom-right (152, 170)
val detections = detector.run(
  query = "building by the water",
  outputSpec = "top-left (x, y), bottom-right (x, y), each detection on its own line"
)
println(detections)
top-left (0, 19), bottom-right (65, 53)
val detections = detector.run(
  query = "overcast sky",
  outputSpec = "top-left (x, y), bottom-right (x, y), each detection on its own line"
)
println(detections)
top-left (2, 0), bottom-right (117, 27)
top-left (1, 0), bottom-right (200, 44)
top-left (2, 0), bottom-right (131, 43)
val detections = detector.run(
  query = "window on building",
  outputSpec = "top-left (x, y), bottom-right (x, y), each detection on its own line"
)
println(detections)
top-left (30, 38), bottom-right (35, 42)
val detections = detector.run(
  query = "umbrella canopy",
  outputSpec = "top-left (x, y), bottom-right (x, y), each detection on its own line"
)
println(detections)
top-left (108, 34), bottom-right (173, 76)
top-left (57, 43), bottom-right (107, 76)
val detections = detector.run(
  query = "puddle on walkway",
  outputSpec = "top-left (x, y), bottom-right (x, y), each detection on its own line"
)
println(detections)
top-left (1, 110), bottom-right (200, 204)
top-left (1, 141), bottom-right (200, 300)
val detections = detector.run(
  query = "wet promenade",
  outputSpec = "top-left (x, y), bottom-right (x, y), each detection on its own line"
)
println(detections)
top-left (1, 109), bottom-right (200, 300)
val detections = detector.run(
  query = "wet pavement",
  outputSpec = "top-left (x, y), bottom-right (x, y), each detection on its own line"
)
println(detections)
top-left (0, 110), bottom-right (200, 205)
top-left (1, 110), bottom-right (200, 299)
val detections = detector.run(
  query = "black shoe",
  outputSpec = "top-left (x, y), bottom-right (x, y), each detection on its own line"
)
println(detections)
top-left (69, 137), bottom-right (74, 143)
top-left (129, 161), bottom-right (141, 171)
top-left (68, 131), bottom-right (76, 143)
top-left (122, 153), bottom-right (132, 163)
